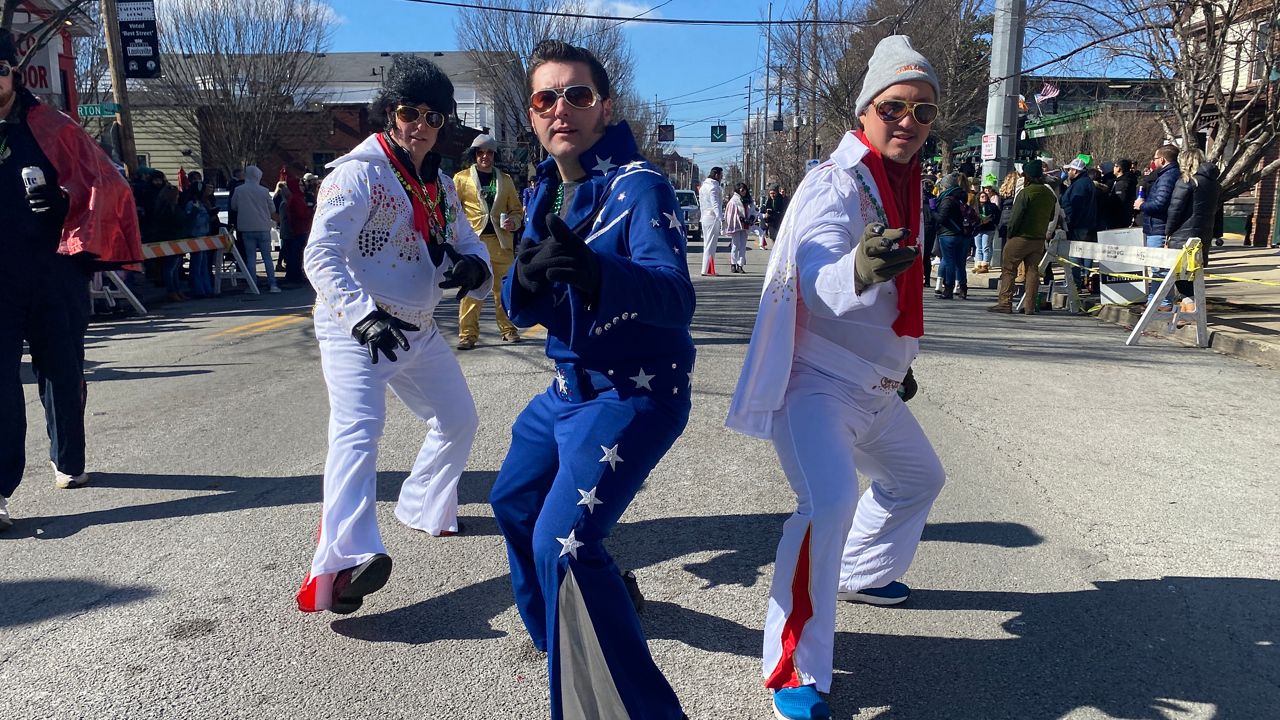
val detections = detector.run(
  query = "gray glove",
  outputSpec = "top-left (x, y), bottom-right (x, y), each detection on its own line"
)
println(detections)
top-left (855, 223), bottom-right (918, 289)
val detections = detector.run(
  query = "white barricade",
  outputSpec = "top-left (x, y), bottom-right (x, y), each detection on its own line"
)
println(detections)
top-left (1041, 237), bottom-right (1206, 347)
top-left (90, 270), bottom-right (147, 315)
top-left (140, 229), bottom-right (259, 296)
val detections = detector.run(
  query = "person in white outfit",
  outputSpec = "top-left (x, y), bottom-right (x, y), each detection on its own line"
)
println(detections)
top-left (726, 36), bottom-right (946, 720)
top-left (724, 182), bottom-right (750, 273)
top-left (698, 166), bottom-right (725, 275)
top-left (295, 55), bottom-right (493, 615)
top-left (229, 165), bottom-right (281, 293)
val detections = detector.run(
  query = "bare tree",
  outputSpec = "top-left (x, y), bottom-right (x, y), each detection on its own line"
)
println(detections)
top-left (1037, 0), bottom-right (1280, 202)
top-left (143, 0), bottom-right (334, 174)
top-left (454, 0), bottom-right (659, 162)
top-left (1037, 107), bottom-right (1168, 167)
top-left (2, 0), bottom-right (95, 68)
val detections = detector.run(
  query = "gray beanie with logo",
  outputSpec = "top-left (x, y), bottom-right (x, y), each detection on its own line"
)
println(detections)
top-left (855, 35), bottom-right (940, 117)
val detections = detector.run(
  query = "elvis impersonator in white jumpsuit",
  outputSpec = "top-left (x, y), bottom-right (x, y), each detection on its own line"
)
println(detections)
top-left (698, 167), bottom-right (724, 275)
top-left (727, 36), bottom-right (947, 720)
top-left (296, 55), bottom-right (493, 614)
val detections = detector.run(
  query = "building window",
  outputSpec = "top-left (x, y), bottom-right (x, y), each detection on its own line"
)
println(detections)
top-left (1254, 22), bottom-right (1273, 82)
top-left (136, 153), bottom-right (150, 169)
top-left (312, 152), bottom-right (336, 175)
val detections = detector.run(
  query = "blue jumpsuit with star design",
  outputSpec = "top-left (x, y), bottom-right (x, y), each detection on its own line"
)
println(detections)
top-left (492, 122), bottom-right (695, 720)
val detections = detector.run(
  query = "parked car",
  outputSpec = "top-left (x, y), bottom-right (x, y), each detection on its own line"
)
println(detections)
top-left (675, 189), bottom-right (700, 240)
top-left (214, 189), bottom-right (230, 227)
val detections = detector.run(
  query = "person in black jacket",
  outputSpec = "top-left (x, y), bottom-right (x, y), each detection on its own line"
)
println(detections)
top-left (933, 173), bottom-right (971, 299)
top-left (922, 178), bottom-right (938, 284)
top-left (1109, 159), bottom-right (1139, 229)
top-left (1166, 147), bottom-right (1221, 269)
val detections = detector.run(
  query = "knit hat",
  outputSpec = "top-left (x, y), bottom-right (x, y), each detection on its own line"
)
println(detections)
top-left (855, 35), bottom-right (940, 117)
top-left (1022, 159), bottom-right (1044, 179)
top-left (0, 30), bottom-right (17, 65)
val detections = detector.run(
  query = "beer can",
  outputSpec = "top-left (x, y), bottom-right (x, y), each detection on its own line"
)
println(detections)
top-left (22, 166), bottom-right (47, 192)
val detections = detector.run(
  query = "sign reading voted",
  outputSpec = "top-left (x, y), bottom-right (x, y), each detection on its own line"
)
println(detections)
top-left (118, 0), bottom-right (162, 80)
top-left (657, 124), bottom-right (675, 142)
top-left (710, 125), bottom-right (727, 143)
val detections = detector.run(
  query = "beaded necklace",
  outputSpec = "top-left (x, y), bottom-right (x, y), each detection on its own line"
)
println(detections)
top-left (552, 183), bottom-right (565, 215)
top-left (383, 138), bottom-right (455, 245)
top-left (855, 171), bottom-right (888, 225)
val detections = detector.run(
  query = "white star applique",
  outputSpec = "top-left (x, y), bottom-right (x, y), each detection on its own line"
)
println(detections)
top-left (663, 210), bottom-right (681, 229)
top-left (672, 245), bottom-right (682, 255)
top-left (599, 444), bottom-right (624, 471)
top-left (592, 156), bottom-right (616, 174)
top-left (650, 218), bottom-right (661, 228)
top-left (617, 192), bottom-right (626, 201)
top-left (622, 160), bottom-right (646, 170)
top-left (577, 486), bottom-right (603, 513)
top-left (558, 530), bottom-right (584, 559)
top-left (555, 370), bottom-right (569, 395)
top-left (629, 368), bottom-right (655, 390)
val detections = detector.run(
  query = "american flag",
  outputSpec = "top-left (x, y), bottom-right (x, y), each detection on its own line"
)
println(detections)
top-left (1034, 82), bottom-right (1061, 104)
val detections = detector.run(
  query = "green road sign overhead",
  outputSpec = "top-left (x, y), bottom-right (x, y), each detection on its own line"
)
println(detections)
top-left (711, 125), bottom-right (727, 142)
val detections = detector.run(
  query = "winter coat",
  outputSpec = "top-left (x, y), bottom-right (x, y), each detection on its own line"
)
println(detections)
top-left (1109, 171), bottom-right (1138, 229)
top-left (934, 187), bottom-right (968, 237)
top-left (1061, 173), bottom-right (1098, 237)
top-left (1141, 162), bottom-right (1180, 236)
top-left (1166, 162), bottom-right (1223, 244)
top-left (723, 192), bottom-right (749, 233)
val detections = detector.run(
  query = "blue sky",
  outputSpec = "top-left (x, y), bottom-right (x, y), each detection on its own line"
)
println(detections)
top-left (324, 0), bottom-right (784, 167)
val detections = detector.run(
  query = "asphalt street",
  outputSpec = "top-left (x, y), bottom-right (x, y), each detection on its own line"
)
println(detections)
top-left (3, 242), bottom-right (1278, 719)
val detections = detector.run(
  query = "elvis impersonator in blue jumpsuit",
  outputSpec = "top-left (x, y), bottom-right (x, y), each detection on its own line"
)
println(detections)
top-left (489, 40), bottom-right (694, 720)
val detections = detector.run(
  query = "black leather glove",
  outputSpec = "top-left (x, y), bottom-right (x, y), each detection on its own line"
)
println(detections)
top-left (351, 309), bottom-right (419, 364)
top-left (438, 243), bottom-right (491, 301)
top-left (515, 214), bottom-right (602, 299)
top-left (855, 223), bottom-right (918, 289)
top-left (897, 367), bottom-right (918, 402)
top-left (28, 184), bottom-right (69, 223)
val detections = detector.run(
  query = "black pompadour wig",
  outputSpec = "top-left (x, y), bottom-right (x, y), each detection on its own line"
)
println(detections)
top-left (370, 54), bottom-right (457, 129)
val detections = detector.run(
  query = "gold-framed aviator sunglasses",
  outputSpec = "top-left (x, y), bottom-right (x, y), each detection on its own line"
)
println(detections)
top-left (874, 100), bottom-right (940, 125)
top-left (529, 85), bottom-right (600, 113)
top-left (394, 105), bottom-right (447, 129)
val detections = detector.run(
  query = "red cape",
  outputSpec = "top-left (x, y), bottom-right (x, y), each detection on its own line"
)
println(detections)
top-left (28, 102), bottom-right (143, 269)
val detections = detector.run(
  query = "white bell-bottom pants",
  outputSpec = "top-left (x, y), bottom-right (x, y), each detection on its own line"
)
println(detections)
top-left (308, 306), bottom-right (479, 579)
top-left (762, 361), bottom-right (945, 693)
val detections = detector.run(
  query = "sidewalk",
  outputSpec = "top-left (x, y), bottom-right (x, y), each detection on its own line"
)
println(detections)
top-left (968, 244), bottom-right (1280, 370)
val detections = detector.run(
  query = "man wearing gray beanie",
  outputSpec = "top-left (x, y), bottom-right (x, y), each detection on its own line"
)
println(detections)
top-left (727, 34), bottom-right (946, 720)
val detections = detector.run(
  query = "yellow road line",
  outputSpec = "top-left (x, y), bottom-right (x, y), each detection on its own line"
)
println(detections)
top-left (210, 313), bottom-right (309, 338)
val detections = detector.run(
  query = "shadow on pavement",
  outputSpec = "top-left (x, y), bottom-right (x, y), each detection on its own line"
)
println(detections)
top-left (649, 576), bottom-right (1279, 720)
top-left (0, 579), bottom-right (156, 628)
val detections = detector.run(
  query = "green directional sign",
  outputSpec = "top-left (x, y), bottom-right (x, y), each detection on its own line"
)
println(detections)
top-left (78, 103), bottom-right (122, 118)
top-left (710, 125), bottom-right (727, 142)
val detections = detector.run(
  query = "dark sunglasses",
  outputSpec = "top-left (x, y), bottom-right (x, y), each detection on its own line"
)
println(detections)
top-left (0, 62), bottom-right (11, 78)
top-left (529, 85), bottom-right (599, 113)
top-left (874, 100), bottom-right (939, 125)
top-left (394, 105), bottom-right (446, 129)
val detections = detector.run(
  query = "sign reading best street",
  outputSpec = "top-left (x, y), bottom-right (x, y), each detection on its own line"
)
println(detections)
top-left (118, 0), bottom-right (161, 80)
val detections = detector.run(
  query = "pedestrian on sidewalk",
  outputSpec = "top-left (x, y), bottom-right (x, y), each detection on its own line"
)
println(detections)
top-left (295, 54), bottom-right (492, 615)
top-left (1166, 147), bottom-right (1221, 271)
top-left (0, 30), bottom-right (143, 531)
top-left (229, 164), bottom-right (281, 293)
top-left (1061, 158), bottom-right (1100, 292)
top-left (727, 35), bottom-right (943, 720)
top-left (725, 181), bottom-right (751, 272)
top-left (988, 159), bottom-right (1057, 314)
top-left (973, 187), bottom-right (1000, 273)
top-left (1137, 144), bottom-right (1181, 308)
top-left (699, 166), bottom-right (725, 275)
top-left (933, 172), bottom-right (971, 299)
top-left (490, 39), bottom-right (695, 720)
top-left (453, 133), bottom-right (525, 349)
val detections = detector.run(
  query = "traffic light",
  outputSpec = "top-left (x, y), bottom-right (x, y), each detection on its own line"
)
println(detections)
top-left (657, 124), bottom-right (675, 142)
top-left (711, 125), bottom-right (727, 142)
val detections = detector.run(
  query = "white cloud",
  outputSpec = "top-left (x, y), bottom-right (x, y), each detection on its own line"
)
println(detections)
top-left (573, 0), bottom-right (662, 19)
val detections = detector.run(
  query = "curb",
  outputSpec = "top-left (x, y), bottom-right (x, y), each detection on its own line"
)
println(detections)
top-left (1093, 302), bottom-right (1280, 370)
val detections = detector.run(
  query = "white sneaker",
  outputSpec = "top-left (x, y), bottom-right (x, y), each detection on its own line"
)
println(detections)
top-left (269, 286), bottom-right (282, 294)
top-left (51, 461), bottom-right (91, 489)
top-left (0, 496), bottom-right (12, 531)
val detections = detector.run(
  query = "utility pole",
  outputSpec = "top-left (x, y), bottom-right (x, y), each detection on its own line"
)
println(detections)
top-left (982, 0), bottom-right (1026, 186)
top-left (744, 80), bottom-right (752, 186)
top-left (762, 1), bottom-right (772, 199)
top-left (809, 0), bottom-right (818, 161)
top-left (792, 20), bottom-right (801, 176)
top-left (100, 0), bottom-right (138, 176)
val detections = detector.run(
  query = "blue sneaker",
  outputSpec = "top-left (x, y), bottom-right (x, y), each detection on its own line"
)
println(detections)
top-left (838, 580), bottom-right (911, 606)
top-left (772, 685), bottom-right (831, 720)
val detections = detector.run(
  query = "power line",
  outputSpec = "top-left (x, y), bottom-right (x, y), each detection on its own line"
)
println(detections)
top-left (659, 66), bottom-right (763, 103)
top-left (399, 0), bottom-right (884, 26)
